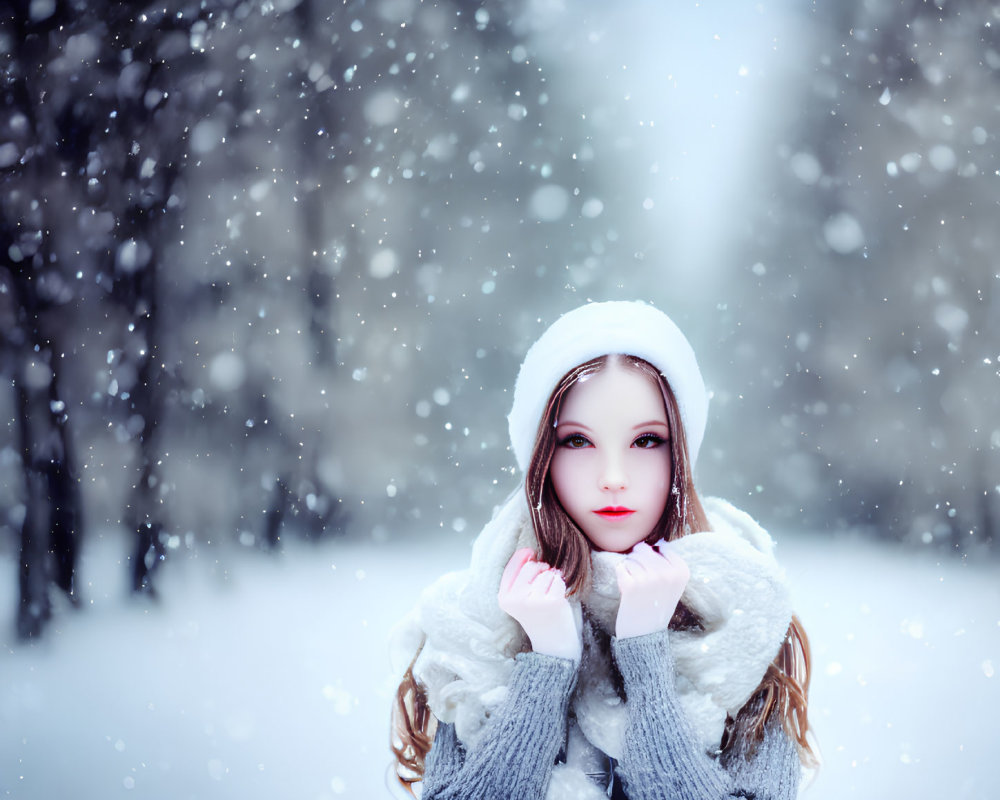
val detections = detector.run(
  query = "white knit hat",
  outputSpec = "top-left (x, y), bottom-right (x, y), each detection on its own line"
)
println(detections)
top-left (507, 301), bottom-right (709, 473)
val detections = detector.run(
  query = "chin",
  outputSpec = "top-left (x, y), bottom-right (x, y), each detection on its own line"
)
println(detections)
top-left (587, 535), bottom-right (642, 554)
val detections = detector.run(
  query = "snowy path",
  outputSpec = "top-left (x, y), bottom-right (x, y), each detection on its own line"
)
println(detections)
top-left (2, 529), bottom-right (998, 799)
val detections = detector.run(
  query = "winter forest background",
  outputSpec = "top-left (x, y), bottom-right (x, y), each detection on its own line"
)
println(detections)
top-left (2, 0), bottom-right (999, 798)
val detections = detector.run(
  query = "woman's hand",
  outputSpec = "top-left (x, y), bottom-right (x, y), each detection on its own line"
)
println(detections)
top-left (498, 548), bottom-right (582, 663)
top-left (615, 541), bottom-right (690, 640)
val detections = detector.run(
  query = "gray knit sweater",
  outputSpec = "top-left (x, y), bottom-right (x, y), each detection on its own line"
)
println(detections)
top-left (420, 629), bottom-right (801, 799)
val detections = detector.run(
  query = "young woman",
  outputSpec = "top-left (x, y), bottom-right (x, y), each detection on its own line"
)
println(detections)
top-left (391, 301), bottom-right (816, 799)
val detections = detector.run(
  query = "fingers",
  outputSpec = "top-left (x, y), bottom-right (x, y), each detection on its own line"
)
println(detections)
top-left (626, 540), bottom-right (688, 574)
top-left (497, 549), bottom-right (580, 661)
top-left (500, 548), bottom-right (566, 600)
top-left (531, 568), bottom-right (556, 595)
top-left (544, 570), bottom-right (567, 598)
top-left (522, 563), bottom-right (566, 600)
top-left (500, 548), bottom-right (536, 594)
top-left (615, 559), bottom-right (636, 594)
top-left (631, 540), bottom-right (666, 561)
top-left (615, 544), bottom-right (690, 640)
top-left (616, 541), bottom-right (691, 608)
top-left (616, 542), bottom-right (650, 592)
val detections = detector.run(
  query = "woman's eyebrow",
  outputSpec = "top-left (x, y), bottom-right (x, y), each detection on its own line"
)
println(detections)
top-left (554, 420), bottom-right (592, 431)
top-left (632, 420), bottom-right (669, 430)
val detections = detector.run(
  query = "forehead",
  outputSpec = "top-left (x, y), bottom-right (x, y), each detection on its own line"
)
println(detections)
top-left (558, 359), bottom-right (667, 421)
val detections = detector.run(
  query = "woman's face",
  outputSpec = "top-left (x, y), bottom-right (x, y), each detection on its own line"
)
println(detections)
top-left (549, 358), bottom-right (673, 553)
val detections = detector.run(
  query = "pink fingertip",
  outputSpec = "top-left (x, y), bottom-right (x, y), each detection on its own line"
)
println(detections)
top-left (501, 548), bottom-right (537, 592)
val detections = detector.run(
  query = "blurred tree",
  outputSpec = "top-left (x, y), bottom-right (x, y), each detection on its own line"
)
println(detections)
top-left (1, 0), bottom-right (239, 627)
top-left (172, 0), bottom-right (614, 537)
top-left (93, 3), bottom-right (215, 592)
top-left (719, 1), bottom-right (999, 552)
top-left (32, 1), bottom-right (223, 594)
top-left (164, 0), bottom-right (350, 548)
top-left (1, 1), bottom-right (85, 637)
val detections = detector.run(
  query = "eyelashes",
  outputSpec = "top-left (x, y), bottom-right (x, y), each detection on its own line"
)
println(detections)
top-left (556, 433), bottom-right (667, 449)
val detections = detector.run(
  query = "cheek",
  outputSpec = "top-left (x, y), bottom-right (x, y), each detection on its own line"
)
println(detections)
top-left (660, 452), bottom-right (673, 489)
top-left (550, 452), bottom-right (588, 509)
top-left (636, 452), bottom-right (672, 504)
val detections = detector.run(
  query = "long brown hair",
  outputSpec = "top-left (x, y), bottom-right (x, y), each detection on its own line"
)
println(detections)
top-left (391, 355), bottom-right (817, 785)
top-left (723, 614), bottom-right (816, 765)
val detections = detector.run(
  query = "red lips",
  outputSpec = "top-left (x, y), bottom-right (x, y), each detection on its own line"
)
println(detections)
top-left (594, 506), bottom-right (636, 518)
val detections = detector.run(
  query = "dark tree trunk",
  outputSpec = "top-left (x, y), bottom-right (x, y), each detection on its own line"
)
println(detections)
top-left (14, 347), bottom-right (82, 639)
top-left (4, 9), bottom-right (84, 634)
top-left (304, 191), bottom-right (334, 367)
top-left (46, 358), bottom-right (82, 597)
top-left (253, 0), bottom-right (341, 546)
top-left (118, 221), bottom-right (169, 594)
top-left (264, 476), bottom-right (291, 550)
top-left (16, 381), bottom-right (53, 639)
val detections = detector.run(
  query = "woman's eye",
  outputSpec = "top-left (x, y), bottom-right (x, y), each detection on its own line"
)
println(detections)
top-left (559, 434), bottom-right (591, 449)
top-left (633, 434), bottom-right (665, 449)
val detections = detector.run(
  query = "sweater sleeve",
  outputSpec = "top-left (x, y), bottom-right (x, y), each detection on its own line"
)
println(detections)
top-left (611, 630), bottom-right (801, 800)
top-left (420, 651), bottom-right (578, 800)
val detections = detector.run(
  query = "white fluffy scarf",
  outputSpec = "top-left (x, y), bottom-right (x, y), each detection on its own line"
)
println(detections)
top-left (390, 491), bottom-right (792, 800)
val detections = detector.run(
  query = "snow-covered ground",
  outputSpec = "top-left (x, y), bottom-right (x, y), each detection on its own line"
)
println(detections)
top-left (2, 527), bottom-right (998, 799)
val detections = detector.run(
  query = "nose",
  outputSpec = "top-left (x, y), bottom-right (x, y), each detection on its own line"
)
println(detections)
top-left (600, 452), bottom-right (627, 491)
